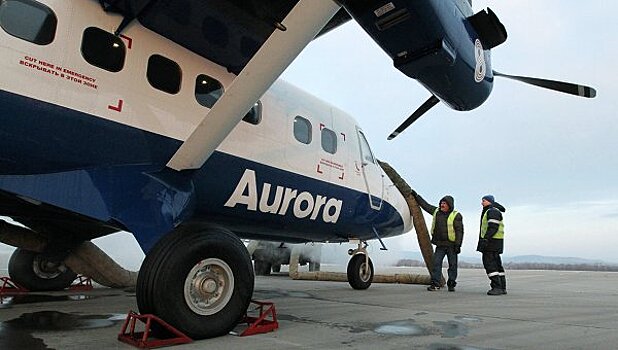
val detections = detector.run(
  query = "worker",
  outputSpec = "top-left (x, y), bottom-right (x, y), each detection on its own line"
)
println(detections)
top-left (477, 194), bottom-right (507, 295)
top-left (412, 191), bottom-right (463, 292)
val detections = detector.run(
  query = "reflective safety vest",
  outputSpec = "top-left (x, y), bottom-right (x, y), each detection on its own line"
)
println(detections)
top-left (432, 209), bottom-right (459, 242)
top-left (481, 209), bottom-right (504, 239)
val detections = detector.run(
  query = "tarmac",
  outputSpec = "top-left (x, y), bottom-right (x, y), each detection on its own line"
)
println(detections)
top-left (1, 266), bottom-right (617, 350)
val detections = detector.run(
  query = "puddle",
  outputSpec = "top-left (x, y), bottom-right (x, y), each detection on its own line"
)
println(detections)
top-left (454, 315), bottom-right (482, 322)
top-left (0, 311), bottom-right (125, 350)
top-left (373, 320), bottom-right (429, 336)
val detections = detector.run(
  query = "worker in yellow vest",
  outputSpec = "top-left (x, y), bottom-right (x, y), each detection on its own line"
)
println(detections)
top-left (477, 194), bottom-right (507, 295)
top-left (412, 191), bottom-right (464, 292)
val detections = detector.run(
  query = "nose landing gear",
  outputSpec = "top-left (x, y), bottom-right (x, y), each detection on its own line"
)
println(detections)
top-left (346, 241), bottom-right (374, 290)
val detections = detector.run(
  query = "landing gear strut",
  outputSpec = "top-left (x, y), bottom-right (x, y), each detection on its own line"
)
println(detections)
top-left (346, 241), bottom-right (374, 290)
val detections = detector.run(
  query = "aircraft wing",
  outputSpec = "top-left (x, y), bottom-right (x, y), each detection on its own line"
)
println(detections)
top-left (98, 1), bottom-right (345, 171)
top-left (101, 0), bottom-right (350, 75)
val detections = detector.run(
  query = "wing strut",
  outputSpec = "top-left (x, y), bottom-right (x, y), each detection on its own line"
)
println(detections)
top-left (167, 0), bottom-right (341, 171)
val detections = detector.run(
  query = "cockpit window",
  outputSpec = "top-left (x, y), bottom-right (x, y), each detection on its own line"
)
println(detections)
top-left (0, 0), bottom-right (57, 45)
top-left (81, 27), bottom-right (126, 72)
top-left (147, 54), bottom-right (181, 94)
top-left (358, 130), bottom-right (375, 164)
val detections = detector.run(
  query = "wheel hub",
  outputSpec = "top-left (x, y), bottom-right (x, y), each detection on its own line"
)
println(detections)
top-left (184, 258), bottom-right (234, 316)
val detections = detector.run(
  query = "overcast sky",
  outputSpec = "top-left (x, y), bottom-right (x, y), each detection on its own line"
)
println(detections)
top-left (2, 1), bottom-right (616, 268)
top-left (280, 1), bottom-right (618, 263)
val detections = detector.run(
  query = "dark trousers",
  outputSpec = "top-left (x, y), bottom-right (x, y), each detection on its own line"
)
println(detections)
top-left (482, 252), bottom-right (506, 290)
top-left (431, 246), bottom-right (458, 287)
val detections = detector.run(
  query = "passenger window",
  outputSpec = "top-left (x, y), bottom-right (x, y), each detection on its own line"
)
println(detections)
top-left (0, 0), bottom-right (57, 45)
top-left (81, 27), bottom-right (125, 72)
top-left (243, 100), bottom-right (262, 125)
top-left (147, 54), bottom-right (181, 94)
top-left (195, 74), bottom-right (223, 108)
top-left (321, 127), bottom-right (337, 154)
top-left (294, 116), bottom-right (312, 144)
top-left (358, 131), bottom-right (375, 164)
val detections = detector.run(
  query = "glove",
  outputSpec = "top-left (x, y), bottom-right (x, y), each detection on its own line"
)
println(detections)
top-left (477, 239), bottom-right (488, 252)
top-left (454, 246), bottom-right (461, 254)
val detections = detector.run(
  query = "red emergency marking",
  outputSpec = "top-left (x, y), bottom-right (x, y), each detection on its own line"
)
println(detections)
top-left (108, 99), bottom-right (124, 112)
top-left (340, 133), bottom-right (346, 141)
top-left (119, 34), bottom-right (133, 49)
top-left (316, 164), bottom-right (323, 174)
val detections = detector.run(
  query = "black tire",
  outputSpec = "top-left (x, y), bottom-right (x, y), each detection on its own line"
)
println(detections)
top-left (271, 264), bottom-right (281, 273)
top-left (136, 225), bottom-right (254, 339)
top-left (346, 254), bottom-right (373, 290)
top-left (8, 248), bottom-right (77, 291)
top-left (253, 260), bottom-right (271, 276)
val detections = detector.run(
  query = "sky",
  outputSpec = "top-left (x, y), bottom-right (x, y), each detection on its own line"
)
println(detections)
top-left (279, 0), bottom-right (618, 263)
top-left (1, 1), bottom-right (617, 268)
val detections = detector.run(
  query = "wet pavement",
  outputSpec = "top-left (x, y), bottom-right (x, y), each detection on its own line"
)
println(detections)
top-left (1, 267), bottom-right (617, 349)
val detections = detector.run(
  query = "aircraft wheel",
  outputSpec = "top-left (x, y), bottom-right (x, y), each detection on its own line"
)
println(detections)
top-left (271, 264), bottom-right (281, 273)
top-left (136, 225), bottom-right (254, 339)
top-left (8, 248), bottom-right (77, 291)
top-left (346, 254), bottom-right (373, 290)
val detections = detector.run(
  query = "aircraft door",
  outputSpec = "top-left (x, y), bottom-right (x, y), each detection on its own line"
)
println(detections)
top-left (357, 129), bottom-right (383, 210)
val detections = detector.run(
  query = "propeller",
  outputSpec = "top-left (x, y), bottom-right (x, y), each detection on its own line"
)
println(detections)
top-left (387, 72), bottom-right (596, 140)
top-left (387, 95), bottom-right (439, 140)
top-left (493, 71), bottom-right (596, 98)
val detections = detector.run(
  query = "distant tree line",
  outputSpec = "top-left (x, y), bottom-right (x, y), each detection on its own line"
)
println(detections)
top-left (395, 259), bottom-right (618, 272)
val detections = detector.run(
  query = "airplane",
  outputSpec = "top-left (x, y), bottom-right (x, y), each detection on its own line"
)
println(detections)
top-left (0, 0), bottom-right (594, 341)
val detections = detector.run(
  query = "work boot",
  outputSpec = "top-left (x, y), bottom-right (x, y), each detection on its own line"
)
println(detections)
top-left (500, 276), bottom-right (507, 294)
top-left (487, 288), bottom-right (503, 296)
top-left (448, 286), bottom-right (455, 292)
top-left (427, 285), bottom-right (440, 291)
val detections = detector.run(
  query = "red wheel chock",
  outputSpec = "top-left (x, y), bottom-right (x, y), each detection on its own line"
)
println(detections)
top-left (68, 275), bottom-right (93, 291)
top-left (0, 276), bottom-right (28, 295)
top-left (234, 300), bottom-right (279, 336)
top-left (117, 310), bottom-right (192, 348)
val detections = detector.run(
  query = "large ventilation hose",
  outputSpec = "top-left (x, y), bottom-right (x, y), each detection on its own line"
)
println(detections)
top-left (0, 220), bottom-right (137, 288)
top-left (379, 160), bottom-right (445, 285)
top-left (288, 160), bottom-right (440, 285)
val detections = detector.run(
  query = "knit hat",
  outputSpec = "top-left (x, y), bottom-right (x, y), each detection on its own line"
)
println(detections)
top-left (482, 195), bottom-right (495, 204)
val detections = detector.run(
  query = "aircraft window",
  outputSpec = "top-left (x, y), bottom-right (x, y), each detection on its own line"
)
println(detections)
top-left (321, 127), bottom-right (337, 154)
top-left (81, 27), bottom-right (125, 72)
top-left (147, 54), bottom-right (181, 94)
top-left (243, 100), bottom-right (262, 125)
top-left (0, 0), bottom-right (57, 45)
top-left (195, 74), bottom-right (223, 108)
top-left (293, 116), bottom-right (312, 144)
top-left (358, 131), bottom-right (375, 165)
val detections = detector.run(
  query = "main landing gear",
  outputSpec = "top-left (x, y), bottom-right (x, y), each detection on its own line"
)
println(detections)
top-left (346, 241), bottom-right (374, 290)
top-left (136, 225), bottom-right (254, 339)
top-left (8, 248), bottom-right (77, 291)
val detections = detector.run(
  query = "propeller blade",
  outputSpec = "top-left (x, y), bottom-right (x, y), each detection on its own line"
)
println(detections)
top-left (493, 70), bottom-right (596, 98)
top-left (388, 95), bottom-right (440, 140)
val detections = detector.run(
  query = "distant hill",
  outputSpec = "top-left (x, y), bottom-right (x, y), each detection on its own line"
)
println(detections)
top-left (395, 250), bottom-right (617, 267)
